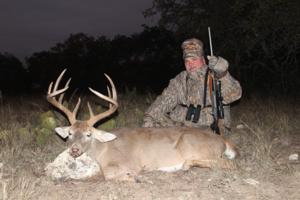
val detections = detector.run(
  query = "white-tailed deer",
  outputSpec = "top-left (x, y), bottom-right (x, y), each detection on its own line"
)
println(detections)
top-left (46, 69), bottom-right (238, 181)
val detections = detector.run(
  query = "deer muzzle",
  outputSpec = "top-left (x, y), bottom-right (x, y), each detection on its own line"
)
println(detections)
top-left (69, 144), bottom-right (83, 158)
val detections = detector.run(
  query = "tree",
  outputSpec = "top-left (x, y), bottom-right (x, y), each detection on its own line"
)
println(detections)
top-left (26, 33), bottom-right (104, 91)
top-left (26, 28), bottom-right (182, 93)
top-left (108, 26), bottom-right (182, 92)
top-left (0, 53), bottom-right (28, 94)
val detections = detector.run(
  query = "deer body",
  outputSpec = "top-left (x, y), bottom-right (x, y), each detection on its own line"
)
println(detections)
top-left (46, 69), bottom-right (238, 181)
top-left (55, 126), bottom-right (237, 181)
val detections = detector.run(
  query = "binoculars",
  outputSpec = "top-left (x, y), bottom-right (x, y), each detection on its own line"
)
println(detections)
top-left (185, 104), bottom-right (201, 123)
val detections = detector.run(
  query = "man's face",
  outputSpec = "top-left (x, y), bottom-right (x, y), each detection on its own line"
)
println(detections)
top-left (184, 56), bottom-right (205, 72)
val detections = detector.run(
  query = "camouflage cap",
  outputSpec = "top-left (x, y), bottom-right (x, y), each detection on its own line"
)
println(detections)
top-left (181, 38), bottom-right (204, 59)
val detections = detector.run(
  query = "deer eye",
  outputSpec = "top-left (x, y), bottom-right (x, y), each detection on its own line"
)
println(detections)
top-left (86, 132), bottom-right (92, 137)
top-left (69, 130), bottom-right (74, 136)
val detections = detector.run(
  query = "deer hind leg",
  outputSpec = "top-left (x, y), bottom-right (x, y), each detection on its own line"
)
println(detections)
top-left (183, 158), bottom-right (237, 170)
top-left (182, 160), bottom-right (194, 170)
top-left (183, 159), bottom-right (217, 170)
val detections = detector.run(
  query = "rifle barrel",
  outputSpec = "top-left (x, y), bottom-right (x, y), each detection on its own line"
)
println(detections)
top-left (208, 27), bottom-right (214, 56)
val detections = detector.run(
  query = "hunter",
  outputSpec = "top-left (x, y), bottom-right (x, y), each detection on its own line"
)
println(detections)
top-left (142, 38), bottom-right (242, 135)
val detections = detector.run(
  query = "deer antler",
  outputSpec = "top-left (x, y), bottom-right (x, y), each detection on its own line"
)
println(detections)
top-left (87, 74), bottom-right (118, 126)
top-left (47, 69), bottom-right (81, 124)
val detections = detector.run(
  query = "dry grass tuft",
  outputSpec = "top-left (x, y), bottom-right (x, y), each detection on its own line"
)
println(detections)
top-left (231, 96), bottom-right (299, 175)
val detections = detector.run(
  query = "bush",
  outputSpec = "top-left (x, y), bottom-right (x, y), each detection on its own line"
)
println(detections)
top-left (39, 111), bottom-right (57, 130)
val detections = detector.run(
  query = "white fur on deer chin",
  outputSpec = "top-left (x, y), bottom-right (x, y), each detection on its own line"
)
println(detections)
top-left (45, 149), bottom-right (100, 181)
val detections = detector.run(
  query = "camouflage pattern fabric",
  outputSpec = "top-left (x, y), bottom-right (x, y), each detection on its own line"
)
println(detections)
top-left (142, 61), bottom-right (242, 131)
top-left (182, 38), bottom-right (204, 58)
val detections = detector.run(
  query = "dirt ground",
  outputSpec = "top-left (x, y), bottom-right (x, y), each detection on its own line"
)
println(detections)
top-left (31, 166), bottom-right (299, 200)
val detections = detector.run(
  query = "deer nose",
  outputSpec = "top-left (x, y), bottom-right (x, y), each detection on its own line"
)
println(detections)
top-left (70, 144), bottom-right (82, 158)
top-left (72, 147), bottom-right (79, 153)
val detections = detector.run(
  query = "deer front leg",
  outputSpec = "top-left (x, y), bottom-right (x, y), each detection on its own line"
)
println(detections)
top-left (115, 171), bottom-right (140, 182)
top-left (102, 165), bottom-right (140, 182)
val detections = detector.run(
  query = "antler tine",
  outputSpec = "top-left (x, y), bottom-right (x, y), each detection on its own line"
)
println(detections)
top-left (48, 81), bottom-right (54, 95)
top-left (87, 101), bottom-right (94, 117)
top-left (47, 81), bottom-right (69, 98)
top-left (104, 73), bottom-right (117, 102)
top-left (107, 86), bottom-right (112, 108)
top-left (47, 69), bottom-right (79, 124)
top-left (54, 69), bottom-right (67, 92)
top-left (58, 78), bottom-right (71, 103)
top-left (88, 88), bottom-right (117, 105)
top-left (73, 97), bottom-right (81, 116)
top-left (87, 74), bottom-right (118, 126)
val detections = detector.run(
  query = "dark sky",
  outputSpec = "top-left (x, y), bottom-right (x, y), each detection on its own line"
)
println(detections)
top-left (0, 0), bottom-right (157, 60)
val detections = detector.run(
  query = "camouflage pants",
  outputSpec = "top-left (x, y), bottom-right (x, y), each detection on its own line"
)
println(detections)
top-left (143, 105), bottom-right (231, 135)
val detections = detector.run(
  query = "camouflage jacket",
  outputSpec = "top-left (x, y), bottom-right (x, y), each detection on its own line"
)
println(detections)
top-left (142, 65), bottom-right (242, 128)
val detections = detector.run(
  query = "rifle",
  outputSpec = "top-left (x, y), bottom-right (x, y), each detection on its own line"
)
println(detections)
top-left (208, 27), bottom-right (224, 135)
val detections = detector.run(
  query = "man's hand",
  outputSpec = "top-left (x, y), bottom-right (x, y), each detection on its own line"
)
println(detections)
top-left (207, 56), bottom-right (229, 78)
top-left (207, 55), bottom-right (218, 67)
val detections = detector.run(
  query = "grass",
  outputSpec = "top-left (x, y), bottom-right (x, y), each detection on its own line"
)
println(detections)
top-left (0, 92), bottom-right (299, 199)
top-left (231, 96), bottom-right (299, 175)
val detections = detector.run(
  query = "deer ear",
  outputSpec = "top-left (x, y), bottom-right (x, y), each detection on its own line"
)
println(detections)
top-left (55, 127), bottom-right (70, 139)
top-left (92, 129), bottom-right (117, 142)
